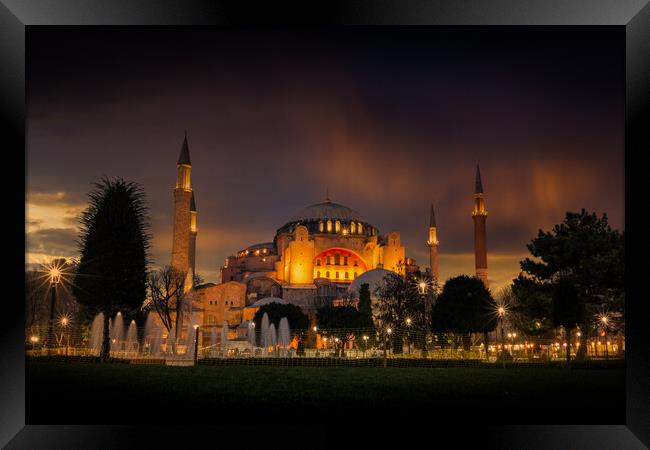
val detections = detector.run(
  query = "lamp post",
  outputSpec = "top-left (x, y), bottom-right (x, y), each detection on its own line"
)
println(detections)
top-left (417, 279), bottom-right (429, 358)
top-left (60, 316), bottom-right (70, 356)
top-left (600, 315), bottom-right (609, 360)
top-left (498, 306), bottom-right (506, 369)
top-left (46, 266), bottom-right (62, 352)
top-left (363, 335), bottom-right (369, 358)
top-left (405, 318), bottom-right (412, 355)
top-left (193, 324), bottom-right (200, 365)
top-left (383, 327), bottom-right (392, 368)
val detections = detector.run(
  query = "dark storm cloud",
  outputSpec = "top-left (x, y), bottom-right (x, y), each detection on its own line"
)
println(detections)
top-left (26, 27), bottom-right (624, 287)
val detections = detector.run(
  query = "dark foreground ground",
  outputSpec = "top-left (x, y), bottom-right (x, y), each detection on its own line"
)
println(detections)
top-left (26, 359), bottom-right (625, 424)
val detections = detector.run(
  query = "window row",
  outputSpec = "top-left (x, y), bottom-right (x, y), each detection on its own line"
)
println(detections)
top-left (318, 220), bottom-right (364, 234)
top-left (315, 256), bottom-right (359, 266)
top-left (315, 270), bottom-right (359, 280)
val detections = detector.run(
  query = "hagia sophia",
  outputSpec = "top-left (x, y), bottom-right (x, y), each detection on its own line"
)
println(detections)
top-left (168, 133), bottom-right (489, 340)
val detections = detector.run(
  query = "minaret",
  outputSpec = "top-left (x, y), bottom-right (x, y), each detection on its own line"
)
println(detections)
top-left (472, 164), bottom-right (489, 288)
top-left (171, 131), bottom-right (194, 291)
top-left (427, 203), bottom-right (440, 283)
top-left (189, 192), bottom-right (198, 286)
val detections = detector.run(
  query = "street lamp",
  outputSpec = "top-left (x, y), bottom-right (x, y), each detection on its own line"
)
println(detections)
top-left (193, 324), bottom-right (200, 365)
top-left (363, 335), bottom-right (369, 358)
top-left (405, 318), bottom-right (412, 355)
top-left (497, 305), bottom-right (506, 369)
top-left (60, 315), bottom-right (70, 356)
top-left (599, 314), bottom-right (610, 359)
top-left (383, 327), bottom-right (392, 368)
top-left (46, 264), bottom-right (62, 351)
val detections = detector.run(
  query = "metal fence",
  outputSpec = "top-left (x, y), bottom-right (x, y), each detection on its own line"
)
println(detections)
top-left (25, 323), bottom-right (625, 367)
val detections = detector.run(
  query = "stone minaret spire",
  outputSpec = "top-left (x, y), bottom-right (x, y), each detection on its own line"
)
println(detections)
top-left (472, 163), bottom-right (489, 288)
top-left (189, 192), bottom-right (198, 287)
top-left (171, 131), bottom-right (194, 291)
top-left (427, 203), bottom-right (440, 283)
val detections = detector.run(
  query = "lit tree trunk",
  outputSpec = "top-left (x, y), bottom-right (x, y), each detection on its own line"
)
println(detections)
top-left (100, 310), bottom-right (111, 362)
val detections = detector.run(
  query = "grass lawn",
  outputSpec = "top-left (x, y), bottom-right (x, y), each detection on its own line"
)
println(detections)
top-left (26, 360), bottom-right (625, 424)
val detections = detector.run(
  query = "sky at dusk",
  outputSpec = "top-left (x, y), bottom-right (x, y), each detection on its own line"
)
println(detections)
top-left (25, 27), bottom-right (625, 292)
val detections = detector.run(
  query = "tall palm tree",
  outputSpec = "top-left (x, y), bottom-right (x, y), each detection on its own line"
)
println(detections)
top-left (73, 177), bottom-right (151, 361)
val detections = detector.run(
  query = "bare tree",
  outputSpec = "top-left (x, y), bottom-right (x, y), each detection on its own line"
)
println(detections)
top-left (145, 266), bottom-right (187, 355)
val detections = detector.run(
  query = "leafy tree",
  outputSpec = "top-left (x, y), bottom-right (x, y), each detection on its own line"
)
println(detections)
top-left (552, 278), bottom-right (583, 363)
top-left (405, 271), bottom-right (438, 356)
top-left (518, 209), bottom-right (624, 358)
top-left (374, 272), bottom-right (417, 353)
top-left (316, 305), bottom-right (373, 357)
top-left (73, 177), bottom-right (151, 361)
top-left (432, 275), bottom-right (497, 350)
top-left (509, 277), bottom-right (554, 338)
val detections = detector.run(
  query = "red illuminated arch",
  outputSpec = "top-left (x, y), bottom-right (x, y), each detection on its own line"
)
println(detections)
top-left (313, 247), bottom-right (368, 272)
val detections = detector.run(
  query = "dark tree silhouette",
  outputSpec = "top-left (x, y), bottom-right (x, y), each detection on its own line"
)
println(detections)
top-left (73, 177), bottom-right (151, 361)
top-left (517, 209), bottom-right (624, 358)
top-left (432, 275), bottom-right (497, 350)
top-left (316, 305), bottom-right (373, 357)
top-left (374, 272), bottom-right (415, 353)
top-left (358, 283), bottom-right (372, 317)
top-left (253, 302), bottom-right (310, 350)
top-left (552, 278), bottom-right (583, 363)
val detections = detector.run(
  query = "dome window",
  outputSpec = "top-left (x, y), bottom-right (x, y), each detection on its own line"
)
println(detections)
top-left (351, 222), bottom-right (356, 233)
top-left (319, 221), bottom-right (324, 232)
top-left (358, 223), bottom-right (363, 234)
top-left (327, 220), bottom-right (332, 232)
top-left (335, 220), bottom-right (341, 232)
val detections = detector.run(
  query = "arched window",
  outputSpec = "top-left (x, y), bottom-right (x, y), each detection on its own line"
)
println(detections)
top-left (335, 271), bottom-right (340, 279)
top-left (316, 259), bottom-right (321, 266)
top-left (319, 221), bottom-right (324, 232)
top-left (358, 223), bottom-right (363, 234)
top-left (353, 260), bottom-right (358, 267)
top-left (354, 272), bottom-right (358, 279)
top-left (351, 222), bottom-right (356, 233)
top-left (344, 272), bottom-right (349, 279)
top-left (335, 220), bottom-right (341, 232)
top-left (334, 253), bottom-right (340, 265)
top-left (316, 271), bottom-right (321, 278)
top-left (327, 220), bottom-right (332, 232)
top-left (327, 255), bottom-right (333, 265)
top-left (326, 271), bottom-right (330, 278)
top-left (343, 256), bottom-right (348, 265)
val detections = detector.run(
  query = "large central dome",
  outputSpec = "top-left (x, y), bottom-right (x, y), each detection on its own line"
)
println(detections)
top-left (289, 201), bottom-right (363, 222)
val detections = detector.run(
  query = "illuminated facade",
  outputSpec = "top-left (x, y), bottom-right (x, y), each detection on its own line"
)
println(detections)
top-left (219, 194), bottom-right (411, 316)
top-left (168, 136), bottom-right (489, 337)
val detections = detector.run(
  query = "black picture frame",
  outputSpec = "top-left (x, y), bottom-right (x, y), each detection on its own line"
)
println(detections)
top-left (2, 1), bottom-right (648, 448)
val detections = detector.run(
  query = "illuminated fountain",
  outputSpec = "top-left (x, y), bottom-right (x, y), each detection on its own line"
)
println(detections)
top-left (266, 323), bottom-right (277, 356)
top-left (125, 320), bottom-right (138, 356)
top-left (89, 313), bottom-right (104, 356)
top-left (110, 312), bottom-right (124, 354)
top-left (278, 317), bottom-right (291, 356)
